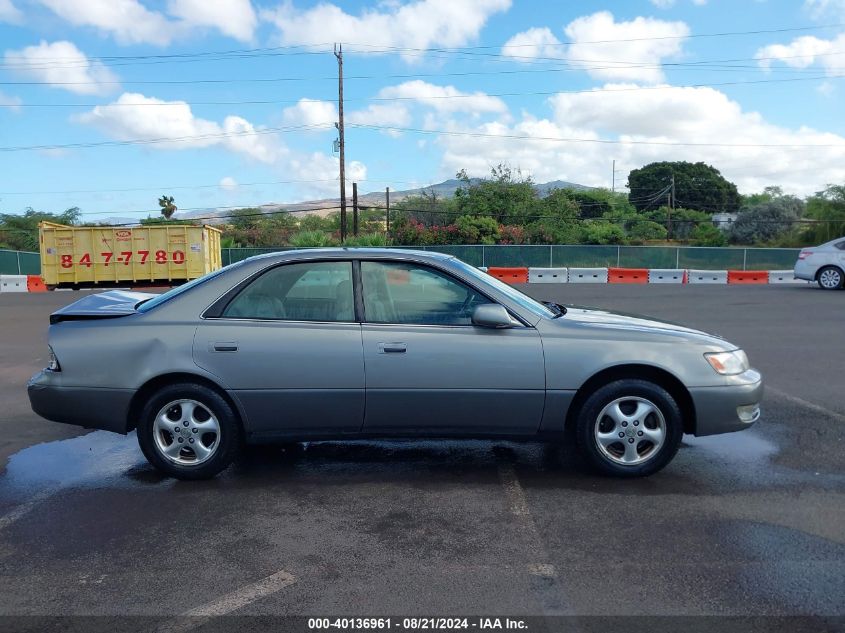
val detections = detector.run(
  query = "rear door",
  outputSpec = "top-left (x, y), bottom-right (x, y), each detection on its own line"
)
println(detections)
top-left (359, 260), bottom-right (546, 436)
top-left (194, 260), bottom-right (364, 438)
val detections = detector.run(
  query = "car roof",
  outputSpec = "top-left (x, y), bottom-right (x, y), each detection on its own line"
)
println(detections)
top-left (245, 247), bottom-right (455, 263)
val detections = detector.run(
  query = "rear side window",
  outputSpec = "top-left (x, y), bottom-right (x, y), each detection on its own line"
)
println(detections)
top-left (223, 261), bottom-right (354, 322)
top-left (836, 240), bottom-right (845, 251)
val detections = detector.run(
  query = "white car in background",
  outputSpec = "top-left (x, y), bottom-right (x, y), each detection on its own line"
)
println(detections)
top-left (794, 237), bottom-right (845, 290)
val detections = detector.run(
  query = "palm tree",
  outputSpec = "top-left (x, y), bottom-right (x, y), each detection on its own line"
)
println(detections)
top-left (158, 195), bottom-right (177, 220)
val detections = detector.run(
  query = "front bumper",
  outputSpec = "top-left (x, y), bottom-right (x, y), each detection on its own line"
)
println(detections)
top-left (27, 370), bottom-right (134, 434)
top-left (689, 369), bottom-right (764, 436)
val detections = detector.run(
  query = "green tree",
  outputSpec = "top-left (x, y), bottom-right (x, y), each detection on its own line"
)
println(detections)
top-left (454, 215), bottom-right (500, 244)
top-left (690, 223), bottom-right (727, 246)
top-left (729, 196), bottom-right (803, 244)
top-left (158, 195), bottom-right (177, 219)
top-left (628, 161), bottom-right (740, 213)
top-left (453, 165), bottom-right (541, 223)
top-left (803, 184), bottom-right (845, 244)
top-left (0, 207), bottom-right (80, 251)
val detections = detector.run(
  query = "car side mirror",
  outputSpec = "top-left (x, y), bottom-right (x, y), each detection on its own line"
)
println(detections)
top-left (472, 304), bottom-right (513, 328)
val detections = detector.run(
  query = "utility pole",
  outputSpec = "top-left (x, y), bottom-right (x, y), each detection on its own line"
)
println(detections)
top-left (612, 159), bottom-right (615, 193)
top-left (352, 182), bottom-right (359, 236)
top-left (668, 173), bottom-right (675, 240)
top-left (385, 187), bottom-right (390, 241)
top-left (334, 43), bottom-right (347, 242)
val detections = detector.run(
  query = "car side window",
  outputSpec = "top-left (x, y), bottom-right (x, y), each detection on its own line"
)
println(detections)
top-left (223, 261), bottom-right (354, 322)
top-left (835, 240), bottom-right (845, 251)
top-left (361, 261), bottom-right (492, 326)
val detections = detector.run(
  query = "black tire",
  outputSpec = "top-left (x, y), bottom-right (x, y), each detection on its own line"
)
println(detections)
top-left (816, 266), bottom-right (844, 290)
top-left (575, 379), bottom-right (683, 478)
top-left (137, 383), bottom-right (243, 480)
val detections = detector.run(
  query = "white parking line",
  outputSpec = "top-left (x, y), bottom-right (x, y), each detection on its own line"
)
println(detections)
top-left (766, 386), bottom-right (845, 423)
top-left (156, 569), bottom-right (296, 633)
top-left (496, 456), bottom-right (571, 616)
top-left (0, 490), bottom-right (54, 532)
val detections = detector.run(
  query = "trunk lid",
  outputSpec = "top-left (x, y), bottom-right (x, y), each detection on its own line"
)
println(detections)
top-left (50, 290), bottom-right (156, 324)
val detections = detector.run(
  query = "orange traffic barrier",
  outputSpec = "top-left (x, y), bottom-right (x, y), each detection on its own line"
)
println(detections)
top-left (27, 275), bottom-right (47, 292)
top-left (608, 267), bottom-right (649, 284)
top-left (727, 270), bottom-right (768, 284)
top-left (487, 267), bottom-right (529, 284)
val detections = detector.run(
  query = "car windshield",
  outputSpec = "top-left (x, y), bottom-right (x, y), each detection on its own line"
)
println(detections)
top-left (450, 258), bottom-right (556, 319)
top-left (136, 262), bottom-right (241, 313)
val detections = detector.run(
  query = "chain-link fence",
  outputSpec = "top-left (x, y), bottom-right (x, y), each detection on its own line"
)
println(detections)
top-left (2, 246), bottom-right (803, 276)
top-left (0, 250), bottom-right (41, 275)
top-left (220, 245), bottom-right (802, 270)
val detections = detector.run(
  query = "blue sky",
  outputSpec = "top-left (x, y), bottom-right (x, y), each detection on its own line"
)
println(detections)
top-left (1, 0), bottom-right (845, 223)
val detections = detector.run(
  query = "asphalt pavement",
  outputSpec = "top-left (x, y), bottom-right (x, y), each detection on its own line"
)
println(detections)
top-left (0, 285), bottom-right (842, 630)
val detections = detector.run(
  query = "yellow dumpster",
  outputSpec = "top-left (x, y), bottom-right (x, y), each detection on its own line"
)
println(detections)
top-left (39, 221), bottom-right (222, 288)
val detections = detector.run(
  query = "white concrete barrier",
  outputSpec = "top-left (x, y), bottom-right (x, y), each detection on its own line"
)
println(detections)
top-left (568, 267), bottom-right (608, 283)
top-left (529, 267), bottom-right (568, 283)
top-left (687, 269), bottom-right (728, 284)
top-left (478, 267), bottom-right (487, 273)
top-left (0, 274), bottom-right (28, 293)
top-left (648, 269), bottom-right (686, 284)
top-left (768, 270), bottom-right (805, 284)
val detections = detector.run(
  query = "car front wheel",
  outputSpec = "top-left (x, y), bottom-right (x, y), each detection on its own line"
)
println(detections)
top-left (817, 266), bottom-right (844, 290)
top-left (137, 383), bottom-right (243, 480)
top-left (575, 379), bottom-right (683, 477)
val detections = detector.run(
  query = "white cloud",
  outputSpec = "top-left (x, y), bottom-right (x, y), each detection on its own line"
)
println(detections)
top-left (282, 98), bottom-right (337, 128)
top-left (36, 0), bottom-right (172, 45)
top-left (501, 27), bottom-right (562, 61)
top-left (376, 80), bottom-right (508, 114)
top-left (805, 0), bottom-right (845, 19)
top-left (76, 92), bottom-right (368, 198)
top-left (348, 103), bottom-right (411, 126)
top-left (755, 33), bottom-right (845, 74)
top-left (817, 80), bottom-right (835, 96)
top-left (650, 0), bottom-right (708, 7)
top-left (563, 11), bottom-right (690, 83)
top-left (4, 40), bottom-right (119, 95)
top-left (219, 176), bottom-right (239, 191)
top-left (261, 0), bottom-right (511, 62)
top-left (76, 93), bottom-right (280, 162)
top-left (36, 0), bottom-right (258, 45)
top-left (430, 84), bottom-right (845, 196)
top-left (0, 0), bottom-right (23, 24)
top-left (167, 0), bottom-right (257, 42)
top-left (0, 90), bottom-right (22, 111)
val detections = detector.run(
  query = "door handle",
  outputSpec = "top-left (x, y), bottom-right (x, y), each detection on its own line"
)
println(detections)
top-left (212, 342), bottom-right (239, 352)
top-left (378, 342), bottom-right (406, 354)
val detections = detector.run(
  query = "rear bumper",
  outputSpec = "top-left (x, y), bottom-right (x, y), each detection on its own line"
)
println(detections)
top-left (793, 260), bottom-right (816, 281)
top-left (689, 369), bottom-right (763, 436)
top-left (27, 370), bottom-right (134, 434)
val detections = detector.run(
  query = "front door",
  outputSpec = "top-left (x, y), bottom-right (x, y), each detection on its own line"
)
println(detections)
top-left (359, 260), bottom-right (545, 435)
top-left (194, 260), bottom-right (364, 438)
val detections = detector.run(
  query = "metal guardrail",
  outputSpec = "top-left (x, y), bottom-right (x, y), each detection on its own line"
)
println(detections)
top-left (1, 245), bottom-right (802, 275)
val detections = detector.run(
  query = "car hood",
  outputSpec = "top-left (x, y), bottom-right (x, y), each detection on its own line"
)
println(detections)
top-left (50, 290), bottom-right (156, 324)
top-left (555, 304), bottom-right (731, 346)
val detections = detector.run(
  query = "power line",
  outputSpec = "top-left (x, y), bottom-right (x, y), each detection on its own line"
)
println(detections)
top-left (2, 22), bottom-right (843, 68)
top-left (0, 123), bottom-right (332, 152)
top-left (346, 123), bottom-right (845, 148)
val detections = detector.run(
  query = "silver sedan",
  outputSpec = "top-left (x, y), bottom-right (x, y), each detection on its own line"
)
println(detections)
top-left (794, 237), bottom-right (845, 289)
top-left (28, 249), bottom-right (763, 479)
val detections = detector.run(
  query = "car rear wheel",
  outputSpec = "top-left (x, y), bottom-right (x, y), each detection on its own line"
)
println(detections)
top-left (575, 379), bottom-right (683, 477)
top-left (817, 266), bottom-right (844, 290)
top-left (137, 383), bottom-right (243, 480)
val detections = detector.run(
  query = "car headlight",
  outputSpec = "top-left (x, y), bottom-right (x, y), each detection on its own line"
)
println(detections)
top-left (47, 346), bottom-right (61, 372)
top-left (704, 349), bottom-right (748, 375)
